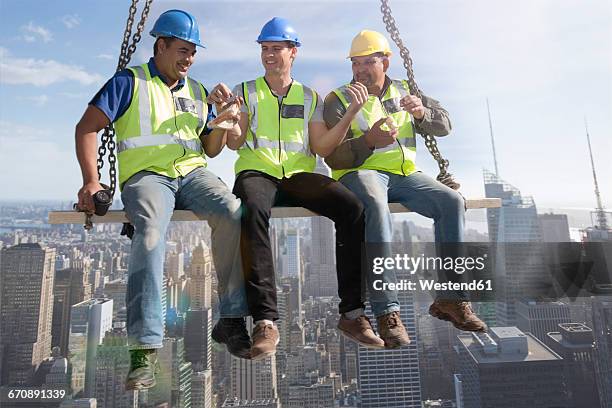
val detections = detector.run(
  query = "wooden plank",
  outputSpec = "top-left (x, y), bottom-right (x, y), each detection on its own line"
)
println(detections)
top-left (47, 198), bottom-right (501, 224)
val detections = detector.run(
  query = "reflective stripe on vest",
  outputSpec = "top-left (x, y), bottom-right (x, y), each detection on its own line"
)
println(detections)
top-left (331, 79), bottom-right (418, 180)
top-left (235, 77), bottom-right (316, 179)
top-left (113, 63), bottom-right (207, 187)
top-left (128, 66), bottom-right (203, 154)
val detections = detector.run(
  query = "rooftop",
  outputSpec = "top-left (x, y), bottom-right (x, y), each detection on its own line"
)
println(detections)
top-left (458, 326), bottom-right (562, 364)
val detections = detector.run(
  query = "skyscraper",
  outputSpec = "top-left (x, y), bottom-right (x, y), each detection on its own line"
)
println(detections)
top-left (547, 323), bottom-right (600, 408)
top-left (516, 300), bottom-right (571, 346)
top-left (455, 327), bottom-right (565, 408)
top-left (188, 241), bottom-right (213, 310)
top-left (94, 324), bottom-right (138, 408)
top-left (592, 296), bottom-right (612, 408)
top-left (308, 160), bottom-right (337, 298)
top-left (0, 243), bottom-right (55, 385)
top-left (231, 319), bottom-right (278, 401)
top-left (282, 229), bottom-right (301, 278)
top-left (68, 298), bottom-right (113, 397)
top-left (184, 308), bottom-right (213, 370)
top-left (191, 369), bottom-right (212, 408)
top-left (538, 213), bottom-right (571, 242)
top-left (358, 286), bottom-right (421, 407)
top-left (52, 266), bottom-right (92, 356)
top-left (148, 337), bottom-right (193, 408)
top-left (484, 169), bottom-right (544, 325)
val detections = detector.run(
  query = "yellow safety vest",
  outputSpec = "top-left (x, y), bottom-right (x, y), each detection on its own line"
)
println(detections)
top-left (114, 63), bottom-right (208, 188)
top-left (331, 79), bottom-right (417, 180)
top-left (235, 77), bottom-right (317, 179)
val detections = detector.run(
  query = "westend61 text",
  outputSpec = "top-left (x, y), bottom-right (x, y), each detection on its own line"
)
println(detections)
top-left (372, 279), bottom-right (493, 292)
top-left (372, 254), bottom-right (487, 275)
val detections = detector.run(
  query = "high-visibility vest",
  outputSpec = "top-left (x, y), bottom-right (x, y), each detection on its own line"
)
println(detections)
top-left (235, 77), bottom-right (317, 179)
top-left (114, 63), bottom-right (208, 187)
top-left (331, 79), bottom-right (417, 180)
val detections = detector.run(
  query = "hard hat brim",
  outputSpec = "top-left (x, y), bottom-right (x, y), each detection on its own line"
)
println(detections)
top-left (150, 31), bottom-right (206, 48)
top-left (347, 50), bottom-right (392, 59)
top-left (256, 37), bottom-right (301, 47)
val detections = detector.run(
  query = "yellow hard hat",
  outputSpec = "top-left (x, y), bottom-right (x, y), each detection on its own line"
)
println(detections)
top-left (348, 30), bottom-right (392, 58)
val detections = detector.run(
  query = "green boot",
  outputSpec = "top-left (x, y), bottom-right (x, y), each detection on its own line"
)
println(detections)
top-left (125, 349), bottom-right (159, 390)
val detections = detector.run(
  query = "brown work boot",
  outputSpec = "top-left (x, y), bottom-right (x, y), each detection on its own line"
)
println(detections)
top-left (250, 322), bottom-right (279, 360)
top-left (377, 311), bottom-right (411, 348)
top-left (429, 300), bottom-right (488, 332)
top-left (338, 315), bottom-right (385, 349)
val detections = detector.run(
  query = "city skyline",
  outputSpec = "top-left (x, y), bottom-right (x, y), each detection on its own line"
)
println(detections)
top-left (1, 1), bottom-right (611, 406)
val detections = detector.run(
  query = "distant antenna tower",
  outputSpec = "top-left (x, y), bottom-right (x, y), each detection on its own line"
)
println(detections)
top-left (585, 117), bottom-right (609, 230)
top-left (486, 98), bottom-right (499, 177)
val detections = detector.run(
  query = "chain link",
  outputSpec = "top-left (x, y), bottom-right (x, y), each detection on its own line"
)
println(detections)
top-left (380, 0), bottom-right (460, 190)
top-left (85, 0), bottom-right (152, 228)
top-left (96, 0), bottom-right (154, 198)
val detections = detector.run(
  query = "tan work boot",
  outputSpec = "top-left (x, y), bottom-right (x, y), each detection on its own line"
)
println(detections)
top-left (338, 315), bottom-right (385, 349)
top-left (377, 311), bottom-right (411, 348)
top-left (250, 322), bottom-right (279, 360)
top-left (429, 300), bottom-right (488, 332)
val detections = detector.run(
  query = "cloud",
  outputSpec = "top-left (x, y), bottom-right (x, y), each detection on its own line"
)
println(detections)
top-left (0, 121), bottom-right (79, 200)
top-left (18, 95), bottom-right (49, 106)
top-left (96, 54), bottom-right (115, 61)
top-left (0, 48), bottom-right (103, 86)
top-left (61, 14), bottom-right (81, 29)
top-left (20, 21), bottom-right (53, 43)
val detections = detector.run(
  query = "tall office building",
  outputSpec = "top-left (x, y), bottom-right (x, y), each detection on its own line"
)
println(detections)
top-left (547, 323), bottom-right (600, 408)
top-left (516, 300), bottom-right (571, 346)
top-left (358, 280), bottom-right (421, 407)
top-left (282, 229), bottom-right (301, 278)
top-left (538, 213), bottom-right (571, 242)
top-left (149, 337), bottom-right (193, 408)
top-left (308, 158), bottom-right (337, 298)
top-left (287, 379), bottom-right (335, 407)
top-left (484, 169), bottom-right (544, 325)
top-left (188, 241), bottom-right (213, 310)
top-left (165, 250), bottom-right (185, 281)
top-left (191, 369), bottom-right (212, 408)
top-left (52, 267), bottom-right (92, 356)
top-left (101, 279), bottom-right (126, 320)
top-left (184, 308), bottom-right (213, 369)
top-left (231, 319), bottom-right (278, 402)
top-left (592, 296), bottom-right (612, 408)
top-left (231, 356), bottom-right (279, 401)
top-left (68, 298), bottom-right (113, 397)
top-left (455, 327), bottom-right (565, 408)
top-left (94, 324), bottom-right (138, 408)
top-left (0, 243), bottom-right (55, 385)
top-left (221, 399), bottom-right (281, 408)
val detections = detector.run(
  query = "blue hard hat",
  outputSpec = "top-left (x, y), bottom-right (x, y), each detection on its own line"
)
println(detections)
top-left (257, 17), bottom-right (301, 47)
top-left (150, 9), bottom-right (205, 48)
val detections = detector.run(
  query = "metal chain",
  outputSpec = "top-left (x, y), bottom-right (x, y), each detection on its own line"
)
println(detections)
top-left (379, 0), bottom-right (460, 190)
top-left (96, 0), bottom-right (153, 198)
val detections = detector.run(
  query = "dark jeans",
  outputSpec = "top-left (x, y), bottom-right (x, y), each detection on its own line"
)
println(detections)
top-left (233, 170), bottom-right (366, 321)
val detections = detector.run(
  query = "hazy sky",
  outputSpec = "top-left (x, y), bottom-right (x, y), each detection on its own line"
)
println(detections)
top-left (1, 0), bottom-right (610, 211)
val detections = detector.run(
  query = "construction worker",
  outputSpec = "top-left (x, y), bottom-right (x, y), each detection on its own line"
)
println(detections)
top-left (324, 30), bottom-right (487, 344)
top-left (74, 10), bottom-right (252, 390)
top-left (217, 17), bottom-right (386, 360)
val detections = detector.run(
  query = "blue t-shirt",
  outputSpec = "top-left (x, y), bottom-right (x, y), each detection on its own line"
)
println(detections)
top-left (90, 58), bottom-right (215, 135)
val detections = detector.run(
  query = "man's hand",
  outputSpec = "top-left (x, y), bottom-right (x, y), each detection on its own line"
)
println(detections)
top-left (207, 83), bottom-right (234, 112)
top-left (400, 95), bottom-right (425, 120)
top-left (364, 117), bottom-right (398, 149)
top-left (76, 181), bottom-right (104, 214)
top-left (345, 82), bottom-right (369, 115)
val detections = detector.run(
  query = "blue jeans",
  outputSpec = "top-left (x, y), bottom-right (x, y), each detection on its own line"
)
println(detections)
top-left (340, 170), bottom-right (466, 317)
top-left (121, 167), bottom-right (248, 349)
